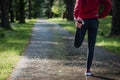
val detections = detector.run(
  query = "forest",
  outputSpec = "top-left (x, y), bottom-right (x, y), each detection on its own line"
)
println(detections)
top-left (0, 0), bottom-right (120, 36)
top-left (0, 0), bottom-right (73, 29)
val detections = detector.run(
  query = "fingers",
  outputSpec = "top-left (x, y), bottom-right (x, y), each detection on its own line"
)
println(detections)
top-left (75, 22), bottom-right (83, 28)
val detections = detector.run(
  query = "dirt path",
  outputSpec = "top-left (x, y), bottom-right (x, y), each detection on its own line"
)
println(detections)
top-left (8, 20), bottom-right (120, 80)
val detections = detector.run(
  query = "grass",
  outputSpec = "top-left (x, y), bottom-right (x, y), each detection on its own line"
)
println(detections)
top-left (48, 18), bottom-right (75, 33)
top-left (48, 17), bottom-right (120, 55)
top-left (0, 19), bottom-right (37, 80)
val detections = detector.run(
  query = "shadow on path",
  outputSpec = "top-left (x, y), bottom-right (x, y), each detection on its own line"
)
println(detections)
top-left (92, 75), bottom-right (115, 80)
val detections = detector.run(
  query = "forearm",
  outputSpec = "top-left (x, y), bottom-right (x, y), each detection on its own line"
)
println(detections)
top-left (99, 0), bottom-right (112, 18)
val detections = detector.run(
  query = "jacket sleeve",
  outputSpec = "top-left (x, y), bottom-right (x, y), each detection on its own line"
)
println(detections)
top-left (99, 0), bottom-right (112, 18)
top-left (73, 0), bottom-right (81, 20)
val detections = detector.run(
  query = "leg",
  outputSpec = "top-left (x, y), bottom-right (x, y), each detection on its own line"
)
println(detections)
top-left (74, 25), bottom-right (87, 48)
top-left (87, 19), bottom-right (98, 70)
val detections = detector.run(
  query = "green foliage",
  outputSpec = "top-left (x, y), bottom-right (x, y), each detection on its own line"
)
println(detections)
top-left (41, 1), bottom-right (49, 17)
top-left (52, 6), bottom-right (59, 15)
top-left (52, 0), bottom-right (65, 17)
top-left (0, 19), bottom-right (36, 80)
top-left (33, 0), bottom-right (42, 17)
top-left (48, 17), bottom-right (120, 55)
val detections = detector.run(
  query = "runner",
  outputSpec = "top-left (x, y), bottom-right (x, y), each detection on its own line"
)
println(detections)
top-left (73, 0), bottom-right (112, 76)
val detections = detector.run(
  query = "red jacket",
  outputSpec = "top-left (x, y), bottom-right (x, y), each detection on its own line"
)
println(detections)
top-left (74, 0), bottom-right (112, 20)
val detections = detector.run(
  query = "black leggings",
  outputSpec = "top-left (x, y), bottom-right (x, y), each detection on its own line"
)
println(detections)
top-left (74, 18), bottom-right (98, 70)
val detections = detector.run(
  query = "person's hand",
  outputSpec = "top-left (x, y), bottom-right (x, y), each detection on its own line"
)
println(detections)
top-left (75, 21), bottom-right (83, 28)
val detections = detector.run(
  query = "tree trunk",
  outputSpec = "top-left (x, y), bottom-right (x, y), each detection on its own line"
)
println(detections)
top-left (110, 0), bottom-right (120, 36)
top-left (14, 0), bottom-right (19, 21)
top-left (64, 0), bottom-right (74, 21)
top-left (0, 3), bottom-right (1, 26)
top-left (0, 0), bottom-right (12, 30)
top-left (33, 0), bottom-right (40, 18)
top-left (48, 0), bottom-right (54, 18)
top-left (9, 0), bottom-right (15, 22)
top-left (19, 0), bottom-right (25, 23)
top-left (28, 0), bottom-right (32, 19)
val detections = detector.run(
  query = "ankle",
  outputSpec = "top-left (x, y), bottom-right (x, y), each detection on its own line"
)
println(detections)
top-left (85, 69), bottom-right (92, 76)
